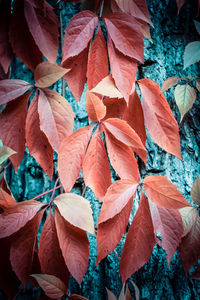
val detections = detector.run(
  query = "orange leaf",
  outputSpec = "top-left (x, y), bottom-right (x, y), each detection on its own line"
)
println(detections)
top-left (96, 198), bottom-right (133, 265)
top-left (87, 25), bottom-right (108, 90)
top-left (97, 179), bottom-right (138, 224)
top-left (161, 76), bottom-right (179, 92)
top-left (91, 74), bottom-right (123, 98)
top-left (38, 89), bottom-right (74, 152)
top-left (26, 93), bottom-right (54, 179)
top-left (34, 61), bottom-right (70, 88)
top-left (143, 175), bottom-right (191, 209)
top-left (58, 126), bottom-right (93, 192)
top-left (103, 97), bottom-right (126, 120)
top-left (31, 274), bottom-right (67, 299)
top-left (55, 210), bottom-right (89, 284)
top-left (0, 91), bottom-right (31, 171)
top-left (105, 129), bottom-right (139, 181)
top-left (86, 90), bottom-right (106, 122)
top-left (119, 192), bottom-right (156, 283)
top-left (54, 193), bottom-right (95, 234)
top-left (83, 131), bottom-right (111, 200)
top-left (0, 188), bottom-right (16, 210)
top-left (104, 13), bottom-right (144, 62)
top-left (107, 34), bottom-right (137, 104)
top-left (102, 118), bottom-right (146, 162)
top-left (38, 211), bottom-right (69, 284)
top-left (138, 78), bottom-right (182, 159)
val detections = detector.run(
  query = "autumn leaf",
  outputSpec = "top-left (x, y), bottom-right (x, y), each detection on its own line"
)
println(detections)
top-left (123, 89), bottom-right (146, 146)
top-left (91, 74), bottom-right (123, 98)
top-left (34, 61), bottom-right (70, 88)
top-left (39, 211), bottom-right (69, 284)
top-left (86, 90), bottom-right (106, 122)
top-left (62, 46), bottom-right (89, 101)
top-left (96, 198), bottom-right (133, 265)
top-left (138, 78), bottom-right (182, 159)
top-left (174, 84), bottom-right (196, 121)
top-left (103, 97), bottom-right (126, 120)
top-left (55, 210), bottom-right (89, 284)
top-left (10, 209), bottom-right (44, 287)
top-left (83, 131), bottom-right (111, 200)
top-left (184, 41), bottom-right (200, 69)
top-left (54, 193), bottom-right (95, 234)
top-left (102, 118), bottom-right (146, 162)
top-left (58, 126), bottom-right (93, 192)
top-left (106, 288), bottom-right (117, 300)
top-left (176, 0), bottom-right (187, 14)
top-left (97, 179), bottom-right (138, 223)
top-left (24, 0), bottom-right (59, 63)
top-left (119, 192), bottom-right (156, 283)
top-left (161, 76), bottom-right (179, 92)
top-left (179, 207), bottom-right (197, 237)
top-left (0, 91), bottom-right (31, 171)
top-left (104, 129), bottom-right (139, 181)
top-left (0, 79), bottom-right (32, 105)
top-left (107, 35), bottom-right (137, 104)
top-left (0, 200), bottom-right (44, 238)
top-left (0, 145), bottom-right (16, 165)
top-left (62, 10), bottom-right (98, 62)
top-left (149, 200), bottom-right (183, 265)
top-left (69, 295), bottom-right (89, 300)
top-left (87, 25), bottom-right (108, 90)
top-left (26, 93), bottom-right (54, 179)
top-left (0, 188), bottom-right (16, 211)
top-left (38, 88), bottom-right (74, 152)
top-left (9, 0), bottom-right (43, 71)
top-left (191, 176), bottom-right (200, 206)
top-left (143, 175), bottom-right (191, 209)
top-left (31, 274), bottom-right (67, 299)
top-left (104, 13), bottom-right (144, 62)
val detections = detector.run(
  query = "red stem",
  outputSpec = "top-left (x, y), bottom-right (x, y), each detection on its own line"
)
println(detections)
top-left (30, 184), bottom-right (62, 201)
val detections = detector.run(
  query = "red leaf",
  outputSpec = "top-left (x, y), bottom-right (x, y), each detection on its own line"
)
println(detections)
top-left (104, 129), bottom-right (139, 181)
top-left (24, 0), bottom-right (59, 63)
top-left (96, 198), bottom-right (133, 265)
top-left (38, 89), bottom-right (74, 152)
top-left (26, 93), bottom-right (53, 179)
top-left (0, 79), bottom-right (32, 105)
top-left (138, 78), bottom-right (182, 159)
top-left (0, 91), bottom-right (31, 171)
top-left (179, 208), bottom-right (200, 274)
top-left (119, 192), bottom-right (156, 283)
top-left (0, 188), bottom-right (16, 210)
top-left (39, 211), bottom-right (69, 284)
top-left (97, 179), bottom-right (138, 224)
top-left (102, 118), bottom-right (146, 162)
top-left (113, 0), bottom-right (152, 26)
top-left (107, 34), bottom-right (137, 104)
top-left (10, 209), bottom-right (44, 287)
top-left (149, 200), bottom-right (183, 265)
top-left (58, 126), bottom-right (93, 192)
top-left (123, 89), bottom-right (146, 146)
top-left (0, 238), bottom-right (20, 299)
top-left (104, 13), bottom-right (144, 62)
top-left (83, 131), bottom-right (111, 200)
top-left (55, 210), bottom-right (89, 284)
top-left (62, 10), bottom-right (98, 62)
top-left (63, 46), bottom-right (89, 101)
top-left (0, 0), bottom-right (13, 72)
top-left (69, 295), bottom-right (89, 300)
top-left (143, 175), bottom-right (191, 209)
top-left (9, 0), bottom-right (43, 71)
top-left (34, 61), bottom-right (70, 88)
top-left (86, 90), bottom-right (106, 122)
top-left (31, 274), bottom-right (67, 299)
top-left (87, 26), bottom-right (108, 90)
top-left (103, 97), bottom-right (126, 120)
top-left (54, 193), bottom-right (95, 234)
top-left (0, 199), bottom-right (44, 238)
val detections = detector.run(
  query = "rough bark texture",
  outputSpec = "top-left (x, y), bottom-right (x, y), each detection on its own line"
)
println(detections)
top-left (1, 0), bottom-right (200, 299)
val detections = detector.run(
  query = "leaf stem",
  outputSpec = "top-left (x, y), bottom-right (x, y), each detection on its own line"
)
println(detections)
top-left (30, 184), bottom-right (62, 201)
top-left (49, 177), bottom-right (60, 205)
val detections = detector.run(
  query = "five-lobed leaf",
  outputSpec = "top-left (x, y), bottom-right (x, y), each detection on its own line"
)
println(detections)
top-left (174, 84), bottom-right (196, 121)
top-left (31, 274), bottom-right (67, 299)
top-left (54, 193), bottom-right (95, 235)
top-left (34, 61), bottom-right (70, 88)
